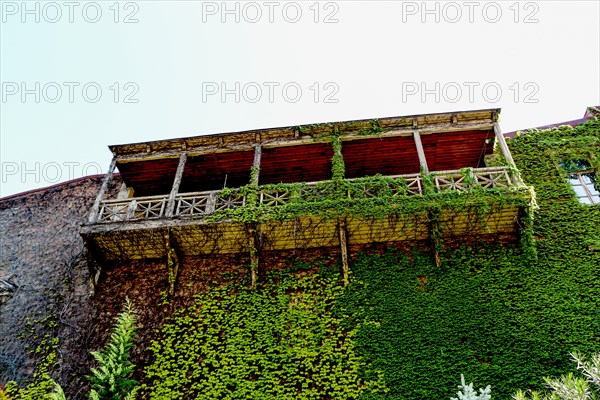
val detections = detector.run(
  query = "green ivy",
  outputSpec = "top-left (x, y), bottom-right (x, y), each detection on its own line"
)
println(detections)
top-left (141, 271), bottom-right (387, 400)
top-left (329, 117), bottom-right (600, 399)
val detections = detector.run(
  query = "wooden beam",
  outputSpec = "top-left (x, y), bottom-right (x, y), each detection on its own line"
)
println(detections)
top-left (84, 238), bottom-right (104, 296)
top-left (413, 131), bottom-right (429, 174)
top-left (251, 144), bottom-right (262, 186)
top-left (494, 123), bottom-right (520, 187)
top-left (339, 218), bottom-right (350, 286)
top-left (109, 109), bottom-right (498, 158)
top-left (165, 153), bottom-right (187, 217)
top-left (165, 230), bottom-right (181, 296)
top-left (88, 158), bottom-right (117, 223)
top-left (114, 121), bottom-right (496, 163)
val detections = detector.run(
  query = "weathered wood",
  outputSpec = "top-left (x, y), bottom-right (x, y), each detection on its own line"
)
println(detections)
top-left (166, 153), bottom-right (187, 217)
top-left (428, 210), bottom-right (442, 267)
top-left (110, 109), bottom-right (497, 159)
top-left (165, 230), bottom-right (181, 296)
top-left (251, 145), bottom-right (262, 185)
top-left (494, 123), bottom-right (520, 187)
top-left (413, 132), bottom-right (429, 174)
top-left (113, 120), bottom-right (496, 163)
top-left (88, 158), bottom-right (117, 223)
top-left (247, 224), bottom-right (260, 287)
top-left (84, 238), bottom-right (104, 296)
top-left (83, 198), bottom-right (525, 262)
top-left (339, 218), bottom-right (350, 286)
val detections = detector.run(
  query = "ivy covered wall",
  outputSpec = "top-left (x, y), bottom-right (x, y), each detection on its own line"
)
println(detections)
top-left (2, 117), bottom-right (598, 399)
top-left (134, 117), bottom-right (599, 399)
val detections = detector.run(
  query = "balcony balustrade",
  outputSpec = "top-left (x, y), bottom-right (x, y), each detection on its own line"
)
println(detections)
top-left (92, 166), bottom-right (517, 224)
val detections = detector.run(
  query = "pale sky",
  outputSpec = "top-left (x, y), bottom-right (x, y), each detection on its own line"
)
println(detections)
top-left (1, 0), bottom-right (599, 197)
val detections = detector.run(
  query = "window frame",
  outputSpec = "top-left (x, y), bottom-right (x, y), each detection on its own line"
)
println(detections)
top-left (567, 169), bottom-right (599, 205)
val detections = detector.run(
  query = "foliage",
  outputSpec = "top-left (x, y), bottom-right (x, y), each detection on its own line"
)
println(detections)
top-left (0, 387), bottom-right (11, 400)
top-left (134, 118), bottom-right (600, 398)
top-left (331, 136), bottom-right (345, 180)
top-left (47, 381), bottom-right (66, 400)
top-left (141, 271), bottom-right (387, 399)
top-left (328, 118), bottom-right (599, 399)
top-left (514, 352), bottom-right (600, 400)
top-left (450, 375), bottom-right (492, 400)
top-left (205, 173), bottom-right (532, 242)
top-left (5, 373), bottom-right (65, 400)
top-left (88, 297), bottom-right (139, 400)
top-left (6, 313), bottom-right (62, 400)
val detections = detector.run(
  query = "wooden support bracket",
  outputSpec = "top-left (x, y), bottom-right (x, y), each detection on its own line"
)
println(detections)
top-left (427, 210), bottom-right (442, 267)
top-left (246, 224), bottom-right (261, 288)
top-left (339, 217), bottom-right (350, 286)
top-left (494, 123), bottom-right (521, 187)
top-left (251, 144), bottom-right (262, 186)
top-left (165, 229), bottom-right (182, 296)
top-left (84, 238), bottom-right (104, 296)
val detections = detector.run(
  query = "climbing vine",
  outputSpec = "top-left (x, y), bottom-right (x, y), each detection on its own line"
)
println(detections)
top-left (329, 116), bottom-right (600, 399)
top-left (141, 270), bottom-right (387, 399)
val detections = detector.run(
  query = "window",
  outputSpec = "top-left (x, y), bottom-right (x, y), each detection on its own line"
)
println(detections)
top-left (568, 172), bottom-right (600, 204)
top-left (561, 159), bottom-right (599, 205)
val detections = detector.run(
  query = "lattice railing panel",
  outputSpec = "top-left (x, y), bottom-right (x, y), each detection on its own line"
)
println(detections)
top-left (473, 168), bottom-right (512, 188)
top-left (215, 191), bottom-right (246, 212)
top-left (97, 196), bottom-right (166, 222)
top-left (175, 192), bottom-right (214, 217)
top-left (132, 198), bottom-right (166, 219)
top-left (434, 172), bottom-right (470, 192)
top-left (94, 167), bottom-right (516, 223)
top-left (98, 202), bottom-right (130, 222)
top-left (260, 189), bottom-right (291, 206)
top-left (300, 183), bottom-right (331, 202)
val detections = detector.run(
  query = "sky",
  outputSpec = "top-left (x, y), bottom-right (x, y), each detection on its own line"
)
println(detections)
top-left (1, 0), bottom-right (599, 197)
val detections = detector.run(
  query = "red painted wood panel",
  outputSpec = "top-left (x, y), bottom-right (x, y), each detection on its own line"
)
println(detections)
top-left (117, 158), bottom-right (179, 196)
top-left (342, 136), bottom-right (421, 178)
top-left (260, 143), bottom-right (333, 184)
top-left (180, 151), bottom-right (254, 192)
top-left (421, 130), bottom-right (493, 171)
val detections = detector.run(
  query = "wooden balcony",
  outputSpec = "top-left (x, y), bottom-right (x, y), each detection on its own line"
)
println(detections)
top-left (80, 109), bottom-right (535, 289)
top-left (81, 166), bottom-right (531, 263)
top-left (93, 167), bottom-right (516, 223)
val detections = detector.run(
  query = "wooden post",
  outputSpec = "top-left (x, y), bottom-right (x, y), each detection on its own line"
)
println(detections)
top-left (165, 230), bottom-right (181, 296)
top-left (166, 153), bottom-right (188, 217)
top-left (246, 145), bottom-right (262, 287)
top-left (413, 132), bottom-right (429, 174)
top-left (251, 144), bottom-right (262, 186)
top-left (339, 218), bottom-right (350, 286)
top-left (493, 124), bottom-right (520, 187)
top-left (88, 158), bottom-right (117, 223)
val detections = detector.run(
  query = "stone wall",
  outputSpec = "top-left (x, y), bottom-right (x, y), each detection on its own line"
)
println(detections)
top-left (0, 176), bottom-right (120, 396)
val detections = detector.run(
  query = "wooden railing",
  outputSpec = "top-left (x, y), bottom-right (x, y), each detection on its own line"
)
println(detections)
top-left (94, 167), bottom-right (518, 223)
top-left (97, 194), bottom-right (167, 223)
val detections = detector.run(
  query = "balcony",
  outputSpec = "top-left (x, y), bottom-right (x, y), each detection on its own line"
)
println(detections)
top-left (80, 108), bottom-right (534, 289)
top-left (82, 166), bottom-right (529, 257)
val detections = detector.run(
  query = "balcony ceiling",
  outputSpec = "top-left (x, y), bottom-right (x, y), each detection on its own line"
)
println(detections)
top-left (116, 128), bottom-right (495, 196)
